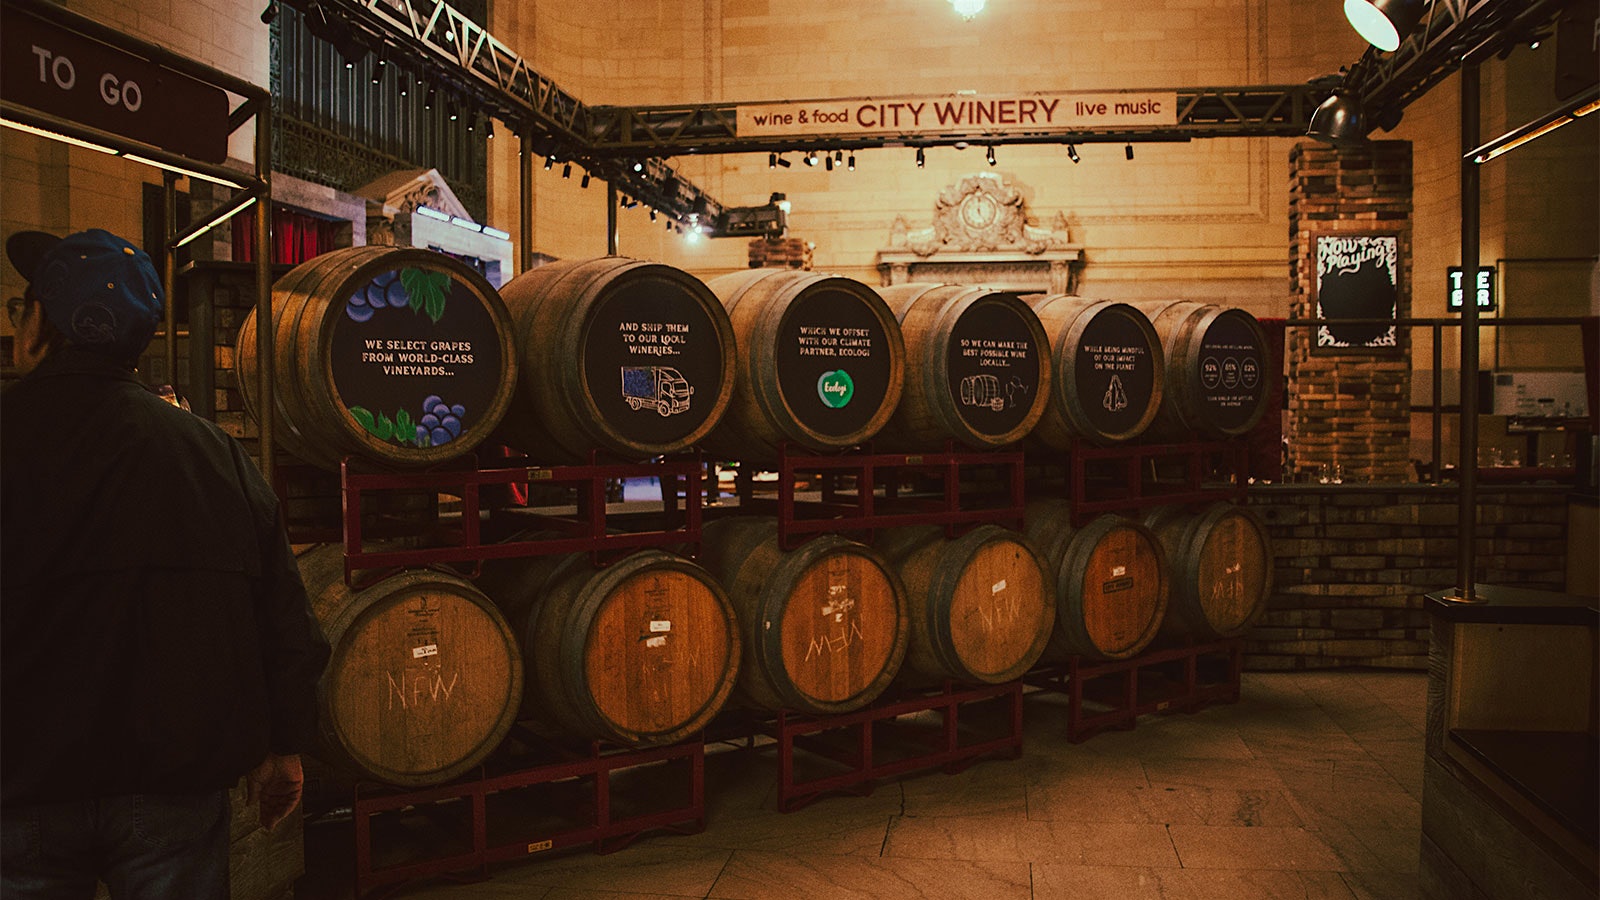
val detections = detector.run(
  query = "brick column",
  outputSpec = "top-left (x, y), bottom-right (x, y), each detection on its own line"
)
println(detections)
top-left (1287, 140), bottom-right (1414, 482)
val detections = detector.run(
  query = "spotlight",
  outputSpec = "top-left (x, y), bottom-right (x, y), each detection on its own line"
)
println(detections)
top-left (448, 102), bottom-right (458, 122)
top-left (621, 195), bottom-right (631, 207)
top-left (632, 161), bottom-right (644, 173)
top-left (370, 58), bottom-right (385, 85)
top-left (650, 209), bottom-right (658, 222)
top-left (1125, 143), bottom-right (1134, 160)
top-left (847, 154), bottom-right (856, 171)
top-left (260, 2), bottom-right (279, 25)
top-left (545, 154), bottom-right (555, 171)
top-left (398, 75), bottom-right (409, 98)
top-left (1306, 91), bottom-right (1368, 144)
top-left (986, 145), bottom-right (996, 166)
top-left (769, 152), bottom-right (777, 169)
top-left (916, 147), bottom-right (925, 167)
top-left (834, 150), bottom-right (843, 163)
top-left (1067, 143), bottom-right (1080, 163)
top-left (581, 172), bottom-right (591, 188)
top-left (562, 162), bottom-right (571, 178)
top-left (775, 154), bottom-right (791, 168)
top-left (825, 154), bottom-right (834, 171)
top-left (465, 112), bottom-right (474, 132)
top-left (1343, 0), bottom-right (1427, 53)
top-left (804, 150), bottom-right (818, 166)
top-left (485, 117), bottom-right (493, 139)
top-left (424, 86), bottom-right (435, 110)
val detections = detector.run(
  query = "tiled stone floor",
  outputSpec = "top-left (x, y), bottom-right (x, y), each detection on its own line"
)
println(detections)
top-left (302, 670), bottom-right (1425, 899)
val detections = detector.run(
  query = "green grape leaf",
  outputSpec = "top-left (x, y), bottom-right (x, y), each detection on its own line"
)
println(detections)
top-left (400, 268), bottom-right (450, 322)
top-left (395, 408), bottom-right (413, 435)
top-left (349, 406), bottom-right (379, 436)
top-left (375, 411), bottom-right (395, 442)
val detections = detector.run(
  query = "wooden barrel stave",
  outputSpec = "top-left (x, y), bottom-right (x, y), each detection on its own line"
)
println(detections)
top-left (238, 247), bottom-right (518, 470)
top-left (699, 517), bottom-right (908, 714)
top-left (874, 524), bottom-right (1054, 684)
top-left (875, 284), bottom-right (1052, 450)
top-left (476, 546), bottom-right (740, 747)
top-left (1142, 502), bottom-right (1273, 641)
top-left (496, 257), bottom-right (737, 462)
top-left (703, 269), bottom-right (906, 459)
top-left (1024, 500), bottom-right (1170, 661)
top-left (297, 544), bottom-right (523, 787)
top-left (1025, 295), bottom-right (1165, 448)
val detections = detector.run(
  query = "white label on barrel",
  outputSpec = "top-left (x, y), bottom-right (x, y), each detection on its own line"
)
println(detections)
top-left (650, 620), bottom-right (672, 632)
top-left (645, 635), bottom-right (668, 649)
top-left (1113, 565), bottom-right (1127, 577)
top-left (992, 579), bottom-right (1007, 594)
top-left (412, 644), bottom-right (438, 659)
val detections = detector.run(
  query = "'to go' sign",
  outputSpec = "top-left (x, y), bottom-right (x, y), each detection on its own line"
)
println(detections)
top-left (1, 4), bottom-right (230, 163)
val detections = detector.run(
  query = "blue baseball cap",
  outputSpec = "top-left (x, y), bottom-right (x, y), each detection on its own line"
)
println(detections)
top-left (6, 229), bottom-right (164, 361)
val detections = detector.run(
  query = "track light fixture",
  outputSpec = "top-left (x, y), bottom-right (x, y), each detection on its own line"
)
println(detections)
top-left (260, 2), bottom-right (279, 25)
top-left (485, 117), bottom-right (493, 139)
top-left (804, 150), bottom-right (818, 167)
top-left (424, 86), bottom-right (435, 110)
top-left (465, 112), bottom-right (474, 132)
top-left (916, 147), bottom-right (925, 168)
top-left (986, 145), bottom-right (996, 166)
top-left (448, 102), bottom-right (458, 122)
top-left (650, 209), bottom-right (658, 222)
top-left (632, 161), bottom-right (644, 173)
top-left (1306, 90), bottom-right (1368, 144)
top-left (581, 172), bottom-right (591, 188)
top-left (1125, 143), bottom-right (1134, 160)
top-left (544, 154), bottom-right (555, 171)
top-left (847, 154), bottom-right (856, 171)
top-left (834, 150), bottom-right (843, 163)
top-left (398, 74), bottom-right (409, 98)
top-left (776, 154), bottom-right (791, 168)
top-left (1342, 0), bottom-right (1427, 53)
top-left (769, 152), bottom-right (777, 169)
top-left (562, 162), bottom-right (572, 178)
top-left (1067, 143), bottom-right (1080, 163)
top-left (825, 154), bottom-right (834, 171)
top-left (370, 58), bottom-right (385, 85)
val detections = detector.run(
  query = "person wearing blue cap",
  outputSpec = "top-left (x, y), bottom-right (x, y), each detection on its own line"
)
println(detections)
top-left (1, 229), bottom-right (330, 899)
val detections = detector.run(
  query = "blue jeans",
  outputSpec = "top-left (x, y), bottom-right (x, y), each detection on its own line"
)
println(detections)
top-left (1, 790), bottom-right (229, 900)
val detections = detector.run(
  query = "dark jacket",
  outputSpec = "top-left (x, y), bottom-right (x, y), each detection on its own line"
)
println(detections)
top-left (1, 349), bottom-right (330, 806)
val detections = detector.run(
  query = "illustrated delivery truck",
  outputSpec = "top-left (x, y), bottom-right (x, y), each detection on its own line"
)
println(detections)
top-left (621, 366), bottom-right (694, 416)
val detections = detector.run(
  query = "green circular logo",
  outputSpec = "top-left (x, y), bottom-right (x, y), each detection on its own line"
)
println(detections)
top-left (816, 369), bottom-right (854, 408)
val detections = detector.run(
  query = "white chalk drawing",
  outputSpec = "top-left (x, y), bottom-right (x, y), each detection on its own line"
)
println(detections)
top-left (805, 619), bottom-right (867, 661)
top-left (621, 366), bottom-right (693, 416)
top-left (960, 374), bottom-right (1005, 410)
top-left (385, 669), bottom-right (461, 710)
top-left (1103, 375), bottom-right (1129, 412)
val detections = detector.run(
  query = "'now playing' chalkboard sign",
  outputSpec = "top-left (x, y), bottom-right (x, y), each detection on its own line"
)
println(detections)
top-left (1314, 233), bottom-right (1400, 352)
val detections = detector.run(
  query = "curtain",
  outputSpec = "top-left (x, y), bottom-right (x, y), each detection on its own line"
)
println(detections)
top-left (232, 205), bottom-right (339, 265)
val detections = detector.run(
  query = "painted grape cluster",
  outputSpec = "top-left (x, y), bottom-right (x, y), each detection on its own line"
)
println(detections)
top-left (415, 394), bottom-right (467, 447)
top-left (350, 393), bottom-right (469, 449)
top-left (345, 270), bottom-right (407, 321)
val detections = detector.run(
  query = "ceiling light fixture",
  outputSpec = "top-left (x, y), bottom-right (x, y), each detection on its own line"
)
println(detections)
top-left (847, 153), bottom-right (856, 171)
top-left (916, 147), bottom-right (925, 168)
top-left (804, 150), bottom-right (818, 166)
top-left (1342, 0), bottom-right (1427, 53)
top-left (1067, 143), bottom-right (1080, 163)
top-left (951, 0), bottom-right (985, 20)
top-left (986, 145), bottom-right (996, 166)
top-left (1125, 143), bottom-right (1134, 160)
top-left (1468, 92), bottom-right (1600, 164)
top-left (581, 172), bottom-right (591, 188)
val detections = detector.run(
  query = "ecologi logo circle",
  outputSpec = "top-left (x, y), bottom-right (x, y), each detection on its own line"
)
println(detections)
top-left (817, 369), bottom-right (854, 408)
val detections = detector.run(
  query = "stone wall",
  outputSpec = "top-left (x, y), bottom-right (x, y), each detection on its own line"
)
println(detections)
top-left (1244, 485), bottom-right (1571, 670)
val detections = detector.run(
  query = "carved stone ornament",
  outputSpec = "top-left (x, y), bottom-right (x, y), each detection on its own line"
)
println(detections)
top-left (887, 172), bottom-right (1071, 257)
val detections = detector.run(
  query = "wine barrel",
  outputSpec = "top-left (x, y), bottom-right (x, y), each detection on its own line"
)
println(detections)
top-left (237, 246), bottom-right (518, 470)
top-left (873, 284), bottom-right (1051, 450)
top-left (476, 546), bottom-right (740, 746)
top-left (1142, 502), bottom-right (1272, 641)
top-left (1024, 500), bottom-right (1169, 661)
top-left (873, 524), bottom-right (1054, 684)
top-left (496, 257), bottom-right (737, 462)
top-left (1025, 294), bottom-right (1165, 448)
top-left (698, 518), bottom-right (908, 714)
top-left (297, 544), bottom-right (522, 787)
top-left (1125, 300), bottom-right (1271, 441)
top-left (702, 269), bottom-right (906, 459)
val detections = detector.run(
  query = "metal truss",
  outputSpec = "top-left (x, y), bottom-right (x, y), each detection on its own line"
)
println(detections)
top-left (584, 84), bottom-right (1331, 155)
top-left (1341, 0), bottom-right (1575, 124)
